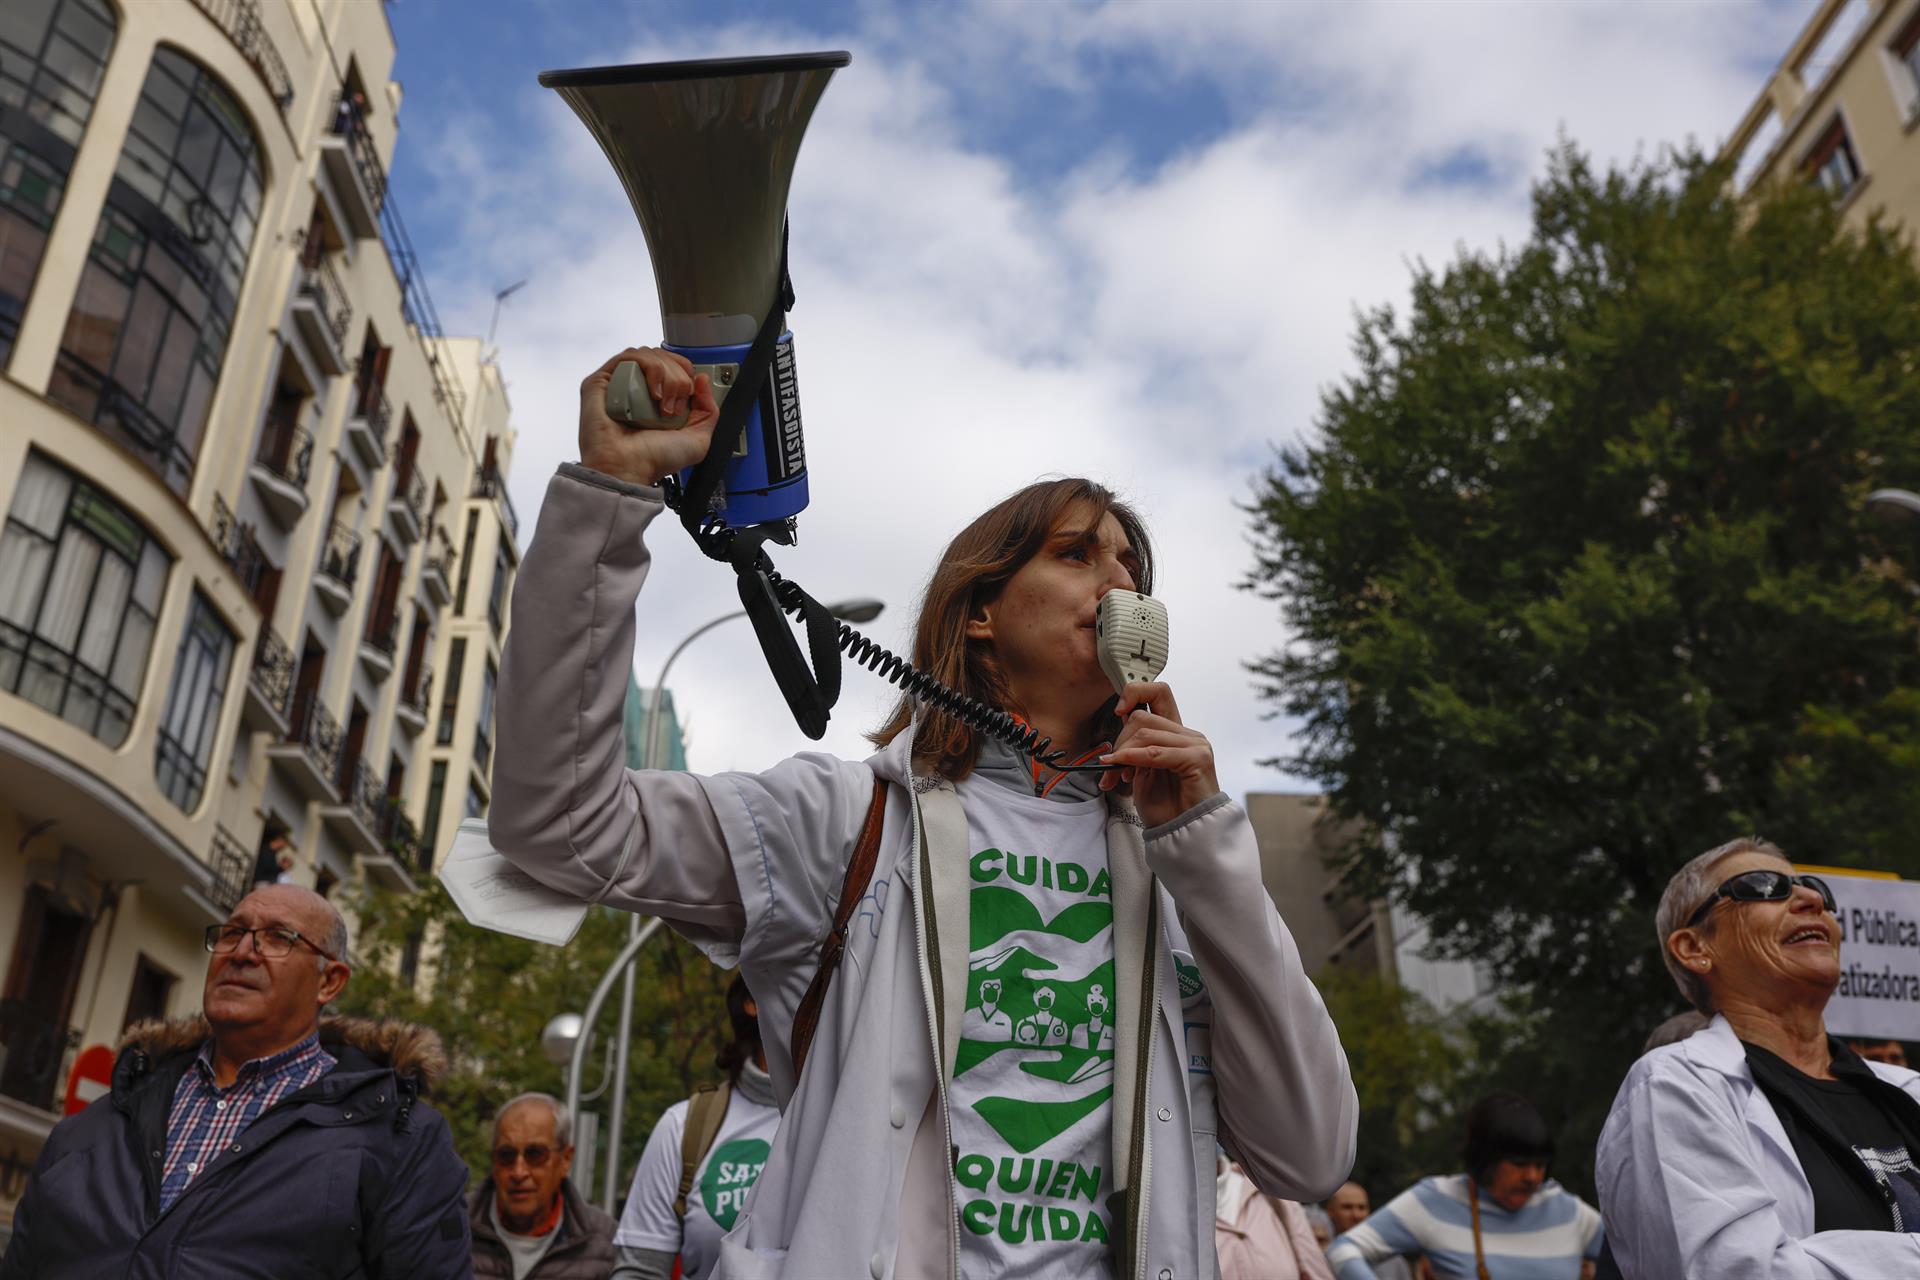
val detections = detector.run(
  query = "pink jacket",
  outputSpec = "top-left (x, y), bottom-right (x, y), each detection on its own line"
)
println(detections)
top-left (1215, 1165), bottom-right (1335, 1280)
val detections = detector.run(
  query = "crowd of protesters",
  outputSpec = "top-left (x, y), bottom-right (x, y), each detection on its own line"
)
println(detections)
top-left (5, 349), bottom-right (1918, 1276)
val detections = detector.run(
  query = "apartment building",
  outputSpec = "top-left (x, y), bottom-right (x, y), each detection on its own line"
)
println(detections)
top-left (0, 0), bottom-right (516, 1228)
top-left (1723, 0), bottom-right (1920, 225)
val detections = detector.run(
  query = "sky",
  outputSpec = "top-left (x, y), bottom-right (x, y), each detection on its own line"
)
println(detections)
top-left (375, 0), bottom-right (1818, 802)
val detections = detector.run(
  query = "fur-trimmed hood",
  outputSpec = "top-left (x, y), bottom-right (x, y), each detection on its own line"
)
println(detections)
top-left (117, 1014), bottom-right (449, 1089)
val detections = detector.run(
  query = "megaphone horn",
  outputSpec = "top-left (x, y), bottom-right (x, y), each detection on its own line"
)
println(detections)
top-left (540, 52), bottom-right (849, 536)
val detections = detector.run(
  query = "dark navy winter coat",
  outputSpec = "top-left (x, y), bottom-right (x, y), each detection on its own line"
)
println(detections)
top-left (0, 1014), bottom-right (473, 1279)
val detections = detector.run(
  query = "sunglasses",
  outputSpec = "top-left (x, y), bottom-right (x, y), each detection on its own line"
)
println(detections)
top-left (492, 1144), bottom-right (557, 1169)
top-left (1685, 869), bottom-right (1837, 929)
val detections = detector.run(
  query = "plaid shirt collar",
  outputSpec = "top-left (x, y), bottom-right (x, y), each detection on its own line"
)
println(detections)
top-left (189, 1029), bottom-right (332, 1092)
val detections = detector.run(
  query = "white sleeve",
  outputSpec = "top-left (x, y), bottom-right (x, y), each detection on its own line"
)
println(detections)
top-left (1597, 1062), bottom-right (1920, 1279)
top-left (614, 1101), bottom-right (690, 1253)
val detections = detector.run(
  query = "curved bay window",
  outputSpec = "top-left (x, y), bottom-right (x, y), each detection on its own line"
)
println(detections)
top-left (0, 0), bottom-right (117, 364)
top-left (47, 46), bottom-right (265, 497)
top-left (0, 451), bottom-right (171, 747)
top-left (155, 590), bottom-right (234, 812)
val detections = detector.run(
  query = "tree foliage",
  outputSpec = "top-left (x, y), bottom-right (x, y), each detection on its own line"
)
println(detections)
top-left (1248, 146), bottom-right (1920, 1193)
top-left (335, 881), bottom-right (732, 1191)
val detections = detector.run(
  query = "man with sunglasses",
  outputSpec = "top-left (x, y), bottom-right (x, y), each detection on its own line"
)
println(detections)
top-left (1597, 837), bottom-right (1920, 1277)
top-left (471, 1093), bottom-right (616, 1279)
top-left (0, 885), bottom-right (472, 1278)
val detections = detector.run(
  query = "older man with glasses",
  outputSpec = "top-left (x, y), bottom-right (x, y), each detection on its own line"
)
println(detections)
top-left (471, 1093), bottom-right (616, 1279)
top-left (1597, 836), bottom-right (1920, 1278)
top-left (0, 884), bottom-right (471, 1278)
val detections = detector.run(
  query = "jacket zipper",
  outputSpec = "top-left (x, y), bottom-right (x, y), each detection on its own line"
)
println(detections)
top-left (910, 792), bottom-right (960, 1280)
top-left (1126, 891), bottom-right (1160, 1280)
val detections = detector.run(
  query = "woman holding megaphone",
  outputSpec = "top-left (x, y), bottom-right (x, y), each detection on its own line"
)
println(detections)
top-left (486, 345), bottom-right (1357, 1280)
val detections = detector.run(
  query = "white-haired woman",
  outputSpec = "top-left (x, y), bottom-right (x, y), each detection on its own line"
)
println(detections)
top-left (1596, 837), bottom-right (1920, 1277)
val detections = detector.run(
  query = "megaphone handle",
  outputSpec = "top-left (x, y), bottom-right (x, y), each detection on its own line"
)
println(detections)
top-left (606, 360), bottom-right (691, 428)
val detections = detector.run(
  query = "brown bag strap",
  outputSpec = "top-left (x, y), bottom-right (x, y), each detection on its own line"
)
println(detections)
top-left (1467, 1176), bottom-right (1491, 1280)
top-left (789, 775), bottom-right (888, 1078)
top-left (673, 1083), bottom-right (731, 1220)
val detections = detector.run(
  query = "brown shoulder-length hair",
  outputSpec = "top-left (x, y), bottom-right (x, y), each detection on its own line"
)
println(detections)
top-left (869, 477), bottom-right (1154, 780)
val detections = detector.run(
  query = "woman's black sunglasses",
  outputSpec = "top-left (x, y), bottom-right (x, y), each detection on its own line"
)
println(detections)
top-left (1685, 869), bottom-right (1837, 929)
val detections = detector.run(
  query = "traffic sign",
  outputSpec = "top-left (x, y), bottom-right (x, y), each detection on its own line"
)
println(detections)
top-left (64, 1044), bottom-right (113, 1116)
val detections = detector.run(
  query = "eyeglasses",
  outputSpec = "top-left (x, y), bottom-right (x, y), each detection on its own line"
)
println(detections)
top-left (1685, 870), bottom-right (1837, 929)
top-left (204, 923), bottom-right (336, 962)
top-left (492, 1145), bottom-right (556, 1169)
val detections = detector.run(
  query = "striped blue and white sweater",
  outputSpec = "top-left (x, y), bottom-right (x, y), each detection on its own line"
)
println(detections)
top-left (1326, 1175), bottom-right (1602, 1280)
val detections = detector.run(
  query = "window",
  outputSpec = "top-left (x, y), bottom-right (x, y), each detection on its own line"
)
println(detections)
top-left (1, 884), bottom-right (95, 1108)
top-left (437, 637), bottom-right (465, 744)
top-left (487, 541), bottom-right (510, 635)
top-left (465, 781), bottom-right (486, 819)
top-left (421, 760), bottom-right (448, 859)
top-left (121, 954), bottom-right (176, 1031)
top-left (453, 509), bottom-right (477, 614)
top-left (47, 47), bottom-right (266, 496)
top-left (474, 660), bottom-right (497, 771)
top-left (1894, 5), bottom-right (1920, 119)
top-left (1806, 118), bottom-right (1862, 198)
top-left (0, 452), bottom-right (170, 746)
top-left (0, 0), bottom-right (117, 364)
top-left (154, 591), bottom-right (235, 812)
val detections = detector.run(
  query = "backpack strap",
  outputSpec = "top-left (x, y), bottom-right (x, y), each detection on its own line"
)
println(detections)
top-left (790, 774), bottom-right (889, 1078)
top-left (674, 1083), bottom-right (731, 1220)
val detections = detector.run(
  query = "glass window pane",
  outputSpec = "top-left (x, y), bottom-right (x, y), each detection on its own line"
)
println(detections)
top-left (75, 548), bottom-right (128, 671)
top-left (37, 531), bottom-right (98, 649)
top-left (132, 541), bottom-right (166, 610)
top-left (0, 528), bottom-right (52, 626)
top-left (109, 606), bottom-right (151, 696)
top-left (10, 453), bottom-right (72, 535)
top-left (111, 280), bottom-right (168, 394)
top-left (0, 0), bottom-right (58, 62)
top-left (176, 103), bottom-right (218, 187)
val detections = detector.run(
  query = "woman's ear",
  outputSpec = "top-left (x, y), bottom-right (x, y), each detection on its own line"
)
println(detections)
top-left (965, 604), bottom-right (994, 643)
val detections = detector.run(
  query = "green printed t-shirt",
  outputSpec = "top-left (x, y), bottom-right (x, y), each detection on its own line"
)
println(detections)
top-left (950, 779), bottom-right (1117, 1279)
top-left (615, 1088), bottom-right (780, 1280)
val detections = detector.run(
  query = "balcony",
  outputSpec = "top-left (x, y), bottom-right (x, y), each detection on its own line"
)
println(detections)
top-left (362, 805), bottom-right (427, 893)
top-left (204, 826), bottom-right (252, 915)
top-left (420, 548), bottom-right (454, 606)
top-left (266, 694), bottom-right (343, 803)
top-left (321, 757), bottom-right (386, 860)
top-left (344, 383), bottom-right (392, 469)
top-left (290, 250), bottom-right (351, 376)
top-left (186, 0), bottom-right (293, 118)
top-left (389, 465), bottom-right (426, 545)
top-left (243, 624), bottom-right (295, 734)
top-left (55, 354), bottom-right (196, 497)
top-left (359, 609), bottom-right (397, 682)
top-left (472, 465), bottom-right (518, 540)
top-left (248, 413), bottom-right (312, 528)
top-left (395, 666), bottom-right (431, 736)
top-left (315, 521), bottom-right (361, 616)
top-left (318, 93), bottom-right (385, 241)
top-left (210, 497), bottom-right (267, 600)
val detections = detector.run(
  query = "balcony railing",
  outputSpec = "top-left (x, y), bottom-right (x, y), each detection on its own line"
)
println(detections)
top-left (349, 376), bottom-right (393, 450)
top-left (330, 93), bottom-right (389, 213)
top-left (472, 465), bottom-right (518, 540)
top-left (381, 805), bottom-right (430, 878)
top-left (188, 0), bottom-right (293, 114)
top-left (206, 826), bottom-right (252, 915)
top-left (340, 757), bottom-right (386, 837)
top-left (250, 625), bottom-right (295, 721)
top-left (56, 354), bottom-right (196, 496)
top-left (402, 665), bottom-right (432, 714)
top-left (363, 607), bottom-right (398, 657)
top-left (211, 497), bottom-right (267, 600)
top-left (394, 464), bottom-right (427, 527)
top-left (317, 521), bottom-right (362, 593)
top-left (296, 249), bottom-right (352, 349)
top-left (253, 414), bottom-right (313, 488)
top-left (287, 692), bottom-right (344, 786)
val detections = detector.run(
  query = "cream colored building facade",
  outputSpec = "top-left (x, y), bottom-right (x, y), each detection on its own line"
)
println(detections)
top-left (0, 0), bottom-right (516, 1227)
top-left (1724, 0), bottom-right (1920, 224)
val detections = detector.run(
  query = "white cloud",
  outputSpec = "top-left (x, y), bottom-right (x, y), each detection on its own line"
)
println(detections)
top-left (409, 0), bottom-right (1814, 802)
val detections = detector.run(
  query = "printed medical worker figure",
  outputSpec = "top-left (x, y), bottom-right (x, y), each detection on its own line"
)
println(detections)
top-left (1072, 984), bottom-right (1114, 1051)
top-left (965, 978), bottom-right (1014, 1043)
top-left (1016, 986), bottom-right (1071, 1047)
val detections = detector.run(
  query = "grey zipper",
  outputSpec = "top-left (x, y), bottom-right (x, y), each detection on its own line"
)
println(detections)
top-left (909, 791), bottom-right (960, 1280)
top-left (1126, 892), bottom-right (1161, 1280)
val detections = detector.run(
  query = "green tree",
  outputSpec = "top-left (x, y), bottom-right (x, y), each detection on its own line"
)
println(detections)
top-left (1247, 145), bottom-right (1920, 1195)
top-left (335, 881), bottom-right (733, 1191)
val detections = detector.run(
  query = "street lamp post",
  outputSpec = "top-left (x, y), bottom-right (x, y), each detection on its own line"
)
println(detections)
top-left (582, 595), bottom-right (884, 1211)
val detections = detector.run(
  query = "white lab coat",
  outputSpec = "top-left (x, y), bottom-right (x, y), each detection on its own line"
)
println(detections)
top-left (1596, 1013), bottom-right (1920, 1278)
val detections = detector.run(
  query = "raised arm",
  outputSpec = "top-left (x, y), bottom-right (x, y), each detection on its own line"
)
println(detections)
top-left (1149, 798), bottom-right (1359, 1201)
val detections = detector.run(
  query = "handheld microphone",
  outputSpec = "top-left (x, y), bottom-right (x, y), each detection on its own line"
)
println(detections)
top-left (1096, 589), bottom-right (1170, 695)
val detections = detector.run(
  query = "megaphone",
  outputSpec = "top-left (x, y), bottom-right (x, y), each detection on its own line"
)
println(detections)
top-left (539, 52), bottom-right (849, 535)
